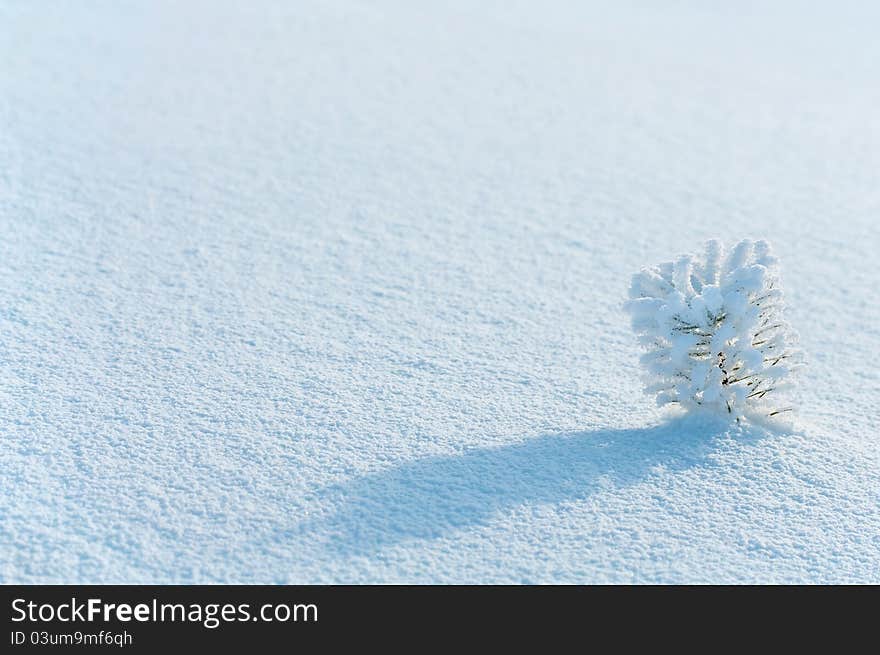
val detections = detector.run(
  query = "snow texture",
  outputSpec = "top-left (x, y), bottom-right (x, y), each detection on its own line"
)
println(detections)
top-left (625, 239), bottom-right (803, 419)
top-left (2, 1), bottom-right (880, 583)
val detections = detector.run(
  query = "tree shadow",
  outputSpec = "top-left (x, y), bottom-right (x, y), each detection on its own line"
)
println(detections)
top-left (295, 413), bottom-right (769, 556)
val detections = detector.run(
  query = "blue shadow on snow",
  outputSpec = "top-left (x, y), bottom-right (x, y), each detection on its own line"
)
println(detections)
top-left (299, 413), bottom-right (769, 556)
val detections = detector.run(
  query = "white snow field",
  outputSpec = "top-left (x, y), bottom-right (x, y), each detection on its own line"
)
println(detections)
top-left (2, 1), bottom-right (879, 584)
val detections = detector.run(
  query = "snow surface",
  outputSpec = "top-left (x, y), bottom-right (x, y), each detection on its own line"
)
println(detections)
top-left (2, 0), bottom-right (879, 583)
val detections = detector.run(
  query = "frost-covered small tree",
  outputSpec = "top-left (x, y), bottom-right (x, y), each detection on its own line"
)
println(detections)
top-left (624, 239), bottom-right (803, 420)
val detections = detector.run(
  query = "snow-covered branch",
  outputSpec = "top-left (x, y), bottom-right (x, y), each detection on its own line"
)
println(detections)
top-left (624, 239), bottom-right (803, 419)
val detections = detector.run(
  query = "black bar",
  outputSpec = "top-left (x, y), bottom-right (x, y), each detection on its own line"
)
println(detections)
top-left (1, 585), bottom-right (875, 650)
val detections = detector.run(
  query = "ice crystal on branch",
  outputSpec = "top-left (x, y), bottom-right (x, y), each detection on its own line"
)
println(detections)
top-left (625, 239), bottom-right (803, 419)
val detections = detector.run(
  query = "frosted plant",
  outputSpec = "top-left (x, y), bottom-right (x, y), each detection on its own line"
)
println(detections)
top-left (624, 239), bottom-right (803, 420)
